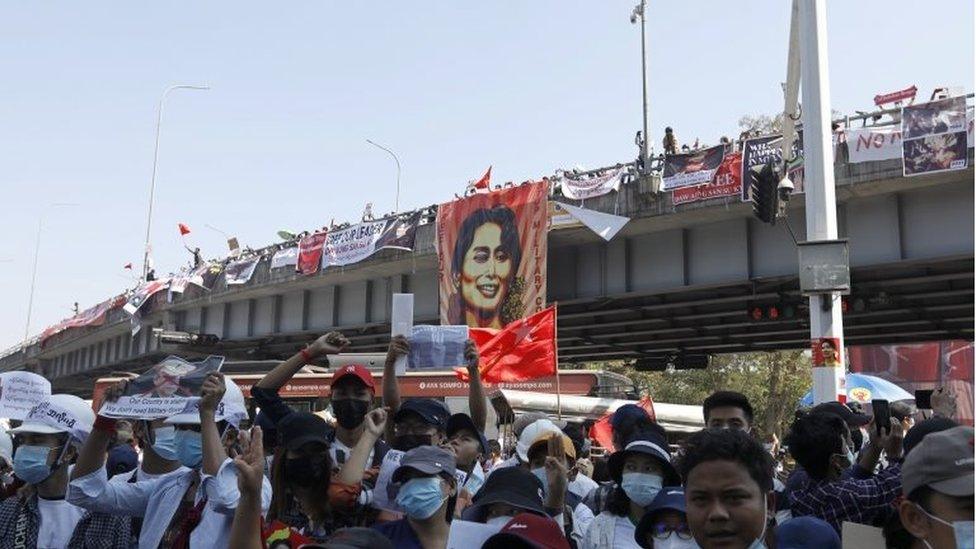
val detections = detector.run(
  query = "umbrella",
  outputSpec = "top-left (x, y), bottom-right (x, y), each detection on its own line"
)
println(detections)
top-left (799, 373), bottom-right (914, 407)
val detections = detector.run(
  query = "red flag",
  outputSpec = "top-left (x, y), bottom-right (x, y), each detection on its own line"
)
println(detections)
top-left (455, 306), bottom-right (556, 384)
top-left (587, 396), bottom-right (655, 450)
top-left (466, 166), bottom-right (492, 194)
top-left (123, 263), bottom-right (133, 270)
top-left (178, 223), bottom-right (191, 236)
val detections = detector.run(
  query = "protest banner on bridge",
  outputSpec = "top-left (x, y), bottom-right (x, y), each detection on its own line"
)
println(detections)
top-left (123, 279), bottom-right (171, 316)
top-left (558, 166), bottom-right (626, 200)
top-left (845, 126), bottom-right (903, 163)
top-left (297, 231), bottom-right (328, 275)
top-left (0, 371), bottom-right (51, 420)
top-left (224, 257), bottom-right (260, 285)
top-left (672, 151), bottom-right (743, 205)
top-left (741, 134), bottom-right (805, 201)
top-left (40, 295), bottom-right (126, 345)
top-left (323, 212), bottom-right (420, 268)
top-left (437, 181), bottom-right (548, 330)
top-left (99, 355), bottom-right (224, 420)
top-left (270, 246), bottom-right (299, 269)
top-left (902, 97), bottom-right (968, 177)
top-left (662, 144), bottom-right (727, 191)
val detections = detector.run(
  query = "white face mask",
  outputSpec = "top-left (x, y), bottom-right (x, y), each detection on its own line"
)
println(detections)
top-left (916, 504), bottom-right (975, 549)
top-left (654, 537), bottom-right (699, 549)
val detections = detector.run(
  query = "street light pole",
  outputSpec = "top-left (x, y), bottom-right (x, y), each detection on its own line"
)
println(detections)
top-left (24, 203), bottom-right (78, 348)
top-left (141, 84), bottom-right (210, 280)
top-left (631, 1), bottom-right (650, 170)
top-left (366, 139), bottom-right (402, 213)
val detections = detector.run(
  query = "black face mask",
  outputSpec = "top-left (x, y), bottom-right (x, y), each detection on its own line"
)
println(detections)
top-left (393, 434), bottom-right (433, 452)
top-left (283, 454), bottom-right (329, 487)
top-left (332, 399), bottom-right (370, 430)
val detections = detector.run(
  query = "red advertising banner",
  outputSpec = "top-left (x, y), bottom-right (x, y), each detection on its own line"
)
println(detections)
top-left (297, 231), bottom-right (328, 275)
top-left (672, 152), bottom-right (742, 205)
top-left (40, 295), bottom-right (126, 345)
top-left (436, 181), bottom-right (548, 329)
top-left (874, 85), bottom-right (917, 106)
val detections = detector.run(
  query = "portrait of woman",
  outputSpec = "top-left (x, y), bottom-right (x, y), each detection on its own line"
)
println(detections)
top-left (817, 338), bottom-right (841, 367)
top-left (449, 205), bottom-right (524, 328)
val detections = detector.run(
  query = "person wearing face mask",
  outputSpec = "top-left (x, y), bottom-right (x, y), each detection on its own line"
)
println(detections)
top-left (680, 429), bottom-right (775, 549)
top-left (634, 487), bottom-right (699, 549)
top-left (460, 466), bottom-right (548, 525)
top-left (0, 394), bottom-right (132, 549)
top-left (897, 426), bottom-right (974, 549)
top-left (372, 445), bottom-right (458, 549)
top-left (582, 405), bottom-right (655, 515)
top-left (786, 411), bottom-right (903, 534)
top-left (69, 372), bottom-right (271, 549)
top-left (582, 430), bottom-right (680, 549)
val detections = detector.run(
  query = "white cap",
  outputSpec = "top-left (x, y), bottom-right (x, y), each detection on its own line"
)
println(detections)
top-left (0, 428), bottom-right (12, 467)
top-left (10, 394), bottom-right (95, 444)
top-left (516, 419), bottom-right (562, 462)
top-left (164, 377), bottom-right (247, 426)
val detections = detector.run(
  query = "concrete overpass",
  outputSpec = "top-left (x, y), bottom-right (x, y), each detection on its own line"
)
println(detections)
top-left (2, 149), bottom-right (973, 396)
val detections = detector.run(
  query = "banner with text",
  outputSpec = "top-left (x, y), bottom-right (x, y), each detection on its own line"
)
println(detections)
top-left (270, 246), bottom-right (299, 270)
top-left (662, 144), bottom-right (727, 191)
top-left (123, 279), bottom-right (171, 316)
top-left (0, 371), bottom-right (51, 420)
top-left (323, 212), bottom-right (420, 268)
top-left (902, 97), bottom-right (969, 177)
top-left (224, 257), bottom-right (260, 285)
top-left (845, 126), bottom-right (903, 163)
top-left (672, 151), bottom-right (743, 205)
top-left (740, 134), bottom-right (805, 201)
top-left (99, 355), bottom-right (224, 420)
top-left (558, 166), bottom-right (626, 200)
top-left (297, 231), bottom-right (328, 275)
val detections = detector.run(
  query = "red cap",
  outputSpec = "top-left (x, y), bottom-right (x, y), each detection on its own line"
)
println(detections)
top-left (483, 513), bottom-right (570, 549)
top-left (331, 364), bottom-right (376, 393)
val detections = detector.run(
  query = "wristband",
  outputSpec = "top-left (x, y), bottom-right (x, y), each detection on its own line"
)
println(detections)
top-left (93, 416), bottom-right (117, 434)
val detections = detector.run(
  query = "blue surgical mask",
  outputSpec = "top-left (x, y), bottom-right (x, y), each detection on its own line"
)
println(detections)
top-left (531, 466), bottom-right (549, 496)
top-left (917, 504), bottom-right (974, 549)
top-left (13, 445), bottom-right (55, 485)
top-left (395, 477), bottom-right (447, 520)
top-left (621, 472), bottom-right (663, 507)
top-left (151, 426), bottom-right (177, 461)
top-left (174, 429), bottom-right (203, 468)
top-left (746, 493), bottom-right (769, 549)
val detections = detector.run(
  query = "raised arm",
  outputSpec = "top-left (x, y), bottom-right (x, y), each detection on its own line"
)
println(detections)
top-left (72, 381), bottom-right (127, 480)
top-left (228, 427), bottom-right (266, 549)
top-left (335, 408), bottom-right (387, 486)
top-left (200, 372), bottom-right (229, 476)
top-left (255, 332), bottom-right (349, 391)
top-left (383, 335), bottom-right (409, 442)
top-left (464, 339), bottom-right (487, 432)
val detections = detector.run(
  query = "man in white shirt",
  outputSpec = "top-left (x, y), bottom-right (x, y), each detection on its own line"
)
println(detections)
top-left (0, 394), bottom-right (131, 549)
top-left (69, 373), bottom-right (272, 549)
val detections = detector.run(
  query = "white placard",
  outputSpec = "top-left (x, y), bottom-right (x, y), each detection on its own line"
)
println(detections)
top-left (408, 326), bottom-right (468, 370)
top-left (372, 449), bottom-right (468, 512)
top-left (391, 293), bottom-right (414, 376)
top-left (447, 520), bottom-right (502, 549)
top-left (0, 372), bottom-right (51, 420)
top-left (98, 356), bottom-right (224, 420)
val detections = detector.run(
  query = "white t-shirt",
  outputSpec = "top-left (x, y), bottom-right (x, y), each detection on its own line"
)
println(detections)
top-left (568, 472), bottom-right (600, 500)
top-left (581, 512), bottom-right (641, 549)
top-left (330, 437), bottom-right (374, 470)
top-left (36, 497), bottom-right (86, 549)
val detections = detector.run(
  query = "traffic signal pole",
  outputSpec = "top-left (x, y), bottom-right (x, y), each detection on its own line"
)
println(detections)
top-left (798, 0), bottom-right (846, 404)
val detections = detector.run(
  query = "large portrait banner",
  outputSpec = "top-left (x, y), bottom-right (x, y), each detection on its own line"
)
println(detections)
top-left (436, 182), bottom-right (548, 329)
top-left (902, 97), bottom-right (968, 177)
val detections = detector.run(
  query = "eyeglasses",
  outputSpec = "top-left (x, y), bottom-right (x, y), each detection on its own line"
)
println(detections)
top-left (652, 522), bottom-right (693, 540)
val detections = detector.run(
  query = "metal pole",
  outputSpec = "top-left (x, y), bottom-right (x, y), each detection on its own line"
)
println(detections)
top-left (23, 218), bottom-right (43, 348)
top-left (141, 84), bottom-right (210, 280)
top-left (639, 0), bottom-right (649, 170)
top-left (799, 0), bottom-right (846, 404)
top-left (366, 139), bottom-right (402, 213)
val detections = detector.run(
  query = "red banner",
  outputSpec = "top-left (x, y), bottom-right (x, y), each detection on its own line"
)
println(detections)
top-left (41, 295), bottom-right (126, 345)
top-left (297, 231), bottom-right (328, 275)
top-left (874, 85), bottom-right (917, 106)
top-left (672, 152), bottom-right (742, 205)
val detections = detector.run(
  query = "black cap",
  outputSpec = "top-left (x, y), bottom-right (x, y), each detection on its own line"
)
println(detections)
top-left (394, 398), bottom-right (450, 430)
top-left (277, 412), bottom-right (332, 451)
top-left (811, 401), bottom-right (871, 427)
top-left (903, 416), bottom-right (959, 455)
top-left (608, 433), bottom-right (679, 486)
top-left (322, 527), bottom-right (394, 549)
top-left (461, 467), bottom-right (547, 522)
top-left (446, 413), bottom-right (489, 455)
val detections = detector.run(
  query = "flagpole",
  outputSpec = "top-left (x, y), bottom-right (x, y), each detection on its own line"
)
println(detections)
top-left (554, 302), bottom-right (562, 420)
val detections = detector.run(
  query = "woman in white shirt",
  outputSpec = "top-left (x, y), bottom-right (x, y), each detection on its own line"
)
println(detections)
top-left (581, 428), bottom-right (679, 549)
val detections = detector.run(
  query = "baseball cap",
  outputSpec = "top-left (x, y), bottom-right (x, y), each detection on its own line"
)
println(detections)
top-left (513, 412), bottom-right (565, 437)
top-left (810, 401), bottom-right (870, 427)
top-left (394, 399), bottom-right (450, 430)
top-left (446, 413), bottom-right (489, 455)
top-left (608, 433), bottom-right (679, 485)
top-left (11, 394), bottom-right (95, 443)
top-left (527, 432), bottom-right (576, 462)
top-left (903, 416), bottom-right (959, 455)
top-left (516, 419), bottom-right (562, 462)
top-left (319, 527), bottom-right (394, 549)
top-left (331, 365), bottom-right (376, 393)
top-left (611, 404), bottom-right (652, 432)
top-left (461, 467), bottom-right (547, 522)
top-left (277, 412), bottom-right (333, 451)
top-left (902, 425), bottom-right (975, 497)
top-left (634, 487), bottom-right (687, 547)
top-left (774, 516), bottom-right (841, 549)
top-left (391, 445), bottom-right (457, 484)
top-left (482, 513), bottom-right (571, 549)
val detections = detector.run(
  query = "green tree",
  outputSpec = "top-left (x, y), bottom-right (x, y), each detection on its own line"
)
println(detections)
top-left (586, 351), bottom-right (811, 439)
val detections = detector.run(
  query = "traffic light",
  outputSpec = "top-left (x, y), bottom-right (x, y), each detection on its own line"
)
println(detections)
top-left (750, 161), bottom-right (778, 225)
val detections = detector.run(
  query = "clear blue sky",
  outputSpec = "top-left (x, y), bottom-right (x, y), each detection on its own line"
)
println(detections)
top-left (1, 1), bottom-right (972, 350)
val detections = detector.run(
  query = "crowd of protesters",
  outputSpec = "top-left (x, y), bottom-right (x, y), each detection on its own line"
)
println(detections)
top-left (0, 331), bottom-right (970, 549)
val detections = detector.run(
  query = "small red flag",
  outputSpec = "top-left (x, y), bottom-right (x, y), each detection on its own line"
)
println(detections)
top-left (455, 306), bottom-right (556, 384)
top-left (178, 223), bottom-right (191, 236)
top-left (466, 166), bottom-right (492, 193)
top-left (123, 263), bottom-right (133, 270)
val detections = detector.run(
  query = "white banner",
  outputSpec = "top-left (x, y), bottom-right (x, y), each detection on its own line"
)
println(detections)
top-left (558, 167), bottom-right (626, 200)
top-left (846, 126), bottom-right (902, 163)
top-left (323, 214), bottom-right (419, 268)
top-left (225, 257), bottom-right (260, 285)
top-left (270, 246), bottom-right (299, 269)
top-left (408, 325), bottom-right (468, 370)
top-left (554, 202), bottom-right (630, 241)
top-left (0, 372), bottom-right (51, 420)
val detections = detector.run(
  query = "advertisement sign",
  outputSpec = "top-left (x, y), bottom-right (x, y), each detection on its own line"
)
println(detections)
top-left (662, 144), bottom-right (727, 191)
top-left (436, 182), bottom-right (548, 330)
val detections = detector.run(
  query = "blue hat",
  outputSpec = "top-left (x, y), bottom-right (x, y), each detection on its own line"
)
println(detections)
top-left (611, 404), bottom-right (650, 432)
top-left (446, 413), bottom-right (489, 455)
top-left (395, 398), bottom-right (450, 430)
top-left (634, 487), bottom-right (687, 548)
top-left (775, 517), bottom-right (841, 549)
top-left (107, 444), bottom-right (138, 478)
